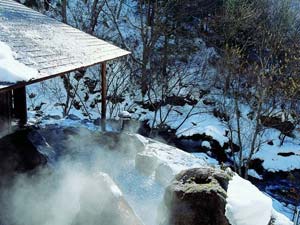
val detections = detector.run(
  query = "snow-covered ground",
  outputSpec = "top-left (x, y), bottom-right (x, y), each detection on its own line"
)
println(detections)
top-left (254, 128), bottom-right (300, 172)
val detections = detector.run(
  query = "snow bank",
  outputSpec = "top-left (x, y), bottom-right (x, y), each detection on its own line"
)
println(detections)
top-left (144, 141), bottom-right (206, 173)
top-left (225, 174), bottom-right (273, 225)
top-left (0, 41), bottom-right (38, 85)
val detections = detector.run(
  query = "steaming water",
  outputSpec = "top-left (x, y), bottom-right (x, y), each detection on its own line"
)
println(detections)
top-left (107, 159), bottom-right (164, 224)
top-left (0, 128), bottom-right (165, 225)
top-left (87, 148), bottom-right (165, 225)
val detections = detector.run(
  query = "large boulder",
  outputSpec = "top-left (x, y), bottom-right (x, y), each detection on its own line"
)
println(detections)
top-left (155, 163), bottom-right (176, 187)
top-left (96, 132), bottom-right (146, 154)
top-left (160, 167), bottom-right (231, 225)
top-left (0, 129), bottom-right (47, 176)
top-left (135, 139), bottom-right (207, 187)
top-left (73, 172), bottom-right (144, 225)
top-left (36, 126), bottom-right (146, 157)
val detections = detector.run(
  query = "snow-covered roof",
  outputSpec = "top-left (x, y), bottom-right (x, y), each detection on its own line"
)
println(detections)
top-left (0, 0), bottom-right (130, 92)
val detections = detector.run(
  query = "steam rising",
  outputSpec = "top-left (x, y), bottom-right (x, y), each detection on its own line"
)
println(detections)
top-left (0, 166), bottom-right (84, 225)
top-left (0, 128), bottom-right (164, 225)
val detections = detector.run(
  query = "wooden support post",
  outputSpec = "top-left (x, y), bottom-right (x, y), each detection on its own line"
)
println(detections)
top-left (13, 86), bottom-right (27, 126)
top-left (101, 62), bottom-right (107, 120)
top-left (0, 90), bottom-right (13, 131)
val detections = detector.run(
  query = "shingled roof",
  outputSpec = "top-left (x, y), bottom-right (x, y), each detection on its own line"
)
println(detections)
top-left (0, 0), bottom-right (130, 92)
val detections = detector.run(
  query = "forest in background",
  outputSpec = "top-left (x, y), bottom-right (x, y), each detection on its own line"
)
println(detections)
top-left (20, 0), bottom-right (300, 181)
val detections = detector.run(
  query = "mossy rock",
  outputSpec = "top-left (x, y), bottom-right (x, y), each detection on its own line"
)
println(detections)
top-left (161, 167), bottom-right (232, 225)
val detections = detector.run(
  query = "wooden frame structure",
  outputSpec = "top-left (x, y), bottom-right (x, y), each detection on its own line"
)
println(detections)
top-left (0, 0), bottom-right (130, 128)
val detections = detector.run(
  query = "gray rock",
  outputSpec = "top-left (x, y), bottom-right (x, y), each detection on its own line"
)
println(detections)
top-left (73, 172), bottom-right (144, 225)
top-left (160, 167), bottom-right (231, 225)
top-left (66, 114), bottom-right (81, 121)
top-left (95, 132), bottom-right (145, 155)
top-left (28, 130), bottom-right (56, 164)
top-left (43, 115), bottom-right (61, 120)
top-left (0, 128), bottom-right (47, 175)
top-left (155, 163), bottom-right (175, 187)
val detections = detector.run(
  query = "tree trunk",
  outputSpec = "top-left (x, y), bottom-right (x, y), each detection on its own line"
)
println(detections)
top-left (234, 97), bottom-right (243, 176)
top-left (62, 0), bottom-right (67, 23)
top-left (88, 0), bottom-right (104, 34)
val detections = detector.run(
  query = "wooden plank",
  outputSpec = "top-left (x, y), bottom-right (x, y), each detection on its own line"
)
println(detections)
top-left (13, 86), bottom-right (27, 126)
top-left (38, 60), bottom-right (83, 72)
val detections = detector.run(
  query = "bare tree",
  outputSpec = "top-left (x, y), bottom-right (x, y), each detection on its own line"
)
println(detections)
top-left (61, 0), bottom-right (67, 23)
top-left (210, 0), bottom-right (300, 178)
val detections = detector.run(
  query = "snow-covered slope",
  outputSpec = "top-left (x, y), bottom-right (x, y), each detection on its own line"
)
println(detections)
top-left (253, 128), bottom-right (300, 172)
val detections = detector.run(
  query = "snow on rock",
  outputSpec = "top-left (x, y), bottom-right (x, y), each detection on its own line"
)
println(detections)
top-left (134, 136), bottom-right (207, 186)
top-left (225, 174), bottom-right (273, 225)
top-left (225, 174), bottom-right (292, 225)
top-left (135, 152), bottom-right (159, 175)
top-left (155, 163), bottom-right (175, 187)
top-left (134, 134), bottom-right (149, 146)
top-left (0, 41), bottom-right (38, 85)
